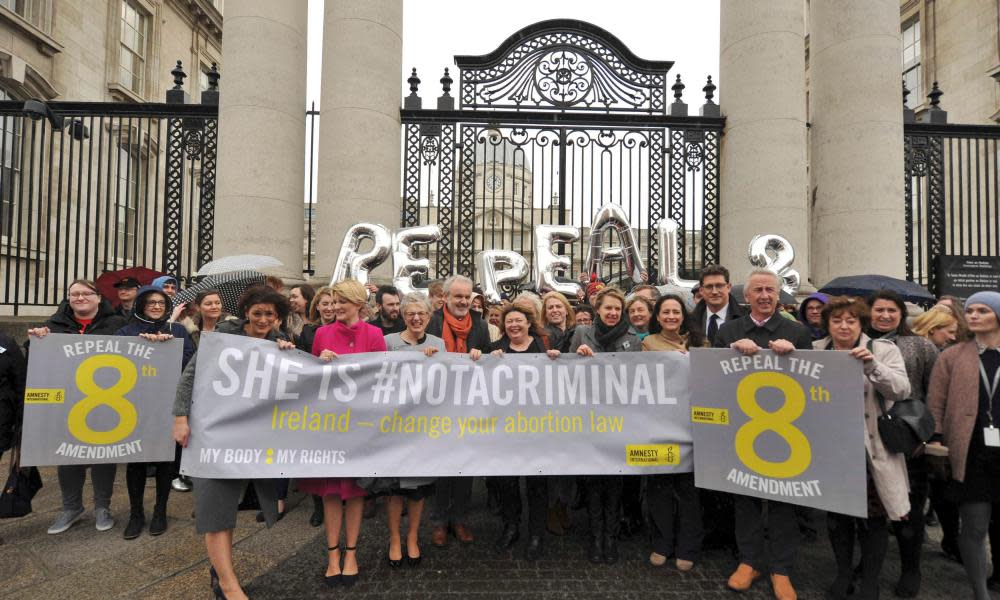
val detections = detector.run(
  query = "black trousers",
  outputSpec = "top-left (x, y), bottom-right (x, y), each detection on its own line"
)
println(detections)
top-left (829, 512), bottom-right (890, 595)
top-left (894, 459), bottom-right (930, 573)
top-left (734, 496), bottom-right (799, 576)
top-left (584, 475), bottom-right (622, 539)
top-left (646, 473), bottom-right (703, 561)
top-left (431, 476), bottom-right (473, 527)
top-left (125, 461), bottom-right (173, 514)
top-left (498, 476), bottom-right (548, 537)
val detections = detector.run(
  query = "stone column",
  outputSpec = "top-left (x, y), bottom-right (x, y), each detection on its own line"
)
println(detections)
top-left (809, 0), bottom-right (905, 282)
top-left (214, 0), bottom-right (308, 280)
top-left (719, 0), bottom-right (810, 286)
top-left (314, 0), bottom-right (403, 283)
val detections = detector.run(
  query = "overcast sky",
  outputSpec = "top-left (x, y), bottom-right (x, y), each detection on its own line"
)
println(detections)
top-left (306, 0), bottom-right (721, 108)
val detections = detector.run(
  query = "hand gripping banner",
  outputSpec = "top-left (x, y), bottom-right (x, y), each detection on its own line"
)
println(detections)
top-left (181, 333), bottom-right (693, 478)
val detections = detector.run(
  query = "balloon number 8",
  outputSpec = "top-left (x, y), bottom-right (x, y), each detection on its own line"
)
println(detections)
top-left (733, 372), bottom-right (812, 479)
top-left (67, 354), bottom-right (139, 445)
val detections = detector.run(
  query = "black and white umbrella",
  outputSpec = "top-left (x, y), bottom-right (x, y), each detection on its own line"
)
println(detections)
top-left (195, 254), bottom-right (283, 277)
top-left (174, 270), bottom-right (267, 315)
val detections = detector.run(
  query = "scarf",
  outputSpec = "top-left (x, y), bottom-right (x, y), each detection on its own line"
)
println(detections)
top-left (594, 316), bottom-right (630, 349)
top-left (442, 309), bottom-right (473, 353)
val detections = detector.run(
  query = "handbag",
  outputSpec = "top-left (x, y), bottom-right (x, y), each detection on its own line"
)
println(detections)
top-left (0, 436), bottom-right (43, 519)
top-left (867, 340), bottom-right (935, 455)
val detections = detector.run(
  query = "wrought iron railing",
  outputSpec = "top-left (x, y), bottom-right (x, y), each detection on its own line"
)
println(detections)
top-left (903, 82), bottom-right (1000, 293)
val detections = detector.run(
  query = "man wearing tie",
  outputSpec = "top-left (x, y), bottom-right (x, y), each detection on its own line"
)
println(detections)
top-left (691, 265), bottom-right (744, 345)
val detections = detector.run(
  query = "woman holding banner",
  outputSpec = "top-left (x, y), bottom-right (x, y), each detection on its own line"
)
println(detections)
top-left (472, 303), bottom-right (559, 559)
top-left (815, 296), bottom-right (911, 600)
top-left (569, 286), bottom-right (641, 564)
top-left (115, 286), bottom-right (195, 540)
top-left (928, 291), bottom-right (1000, 600)
top-left (642, 294), bottom-right (706, 571)
top-left (172, 286), bottom-right (295, 600)
top-left (298, 279), bottom-right (386, 588)
top-left (27, 279), bottom-right (127, 535)
top-left (380, 292), bottom-right (444, 567)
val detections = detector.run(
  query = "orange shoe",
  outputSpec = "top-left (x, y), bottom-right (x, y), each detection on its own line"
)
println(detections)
top-left (727, 563), bottom-right (761, 592)
top-left (770, 574), bottom-right (797, 600)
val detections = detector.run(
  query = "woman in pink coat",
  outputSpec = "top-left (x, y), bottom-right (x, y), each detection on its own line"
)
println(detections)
top-left (298, 279), bottom-right (387, 588)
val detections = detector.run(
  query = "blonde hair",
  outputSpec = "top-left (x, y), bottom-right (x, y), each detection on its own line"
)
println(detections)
top-left (308, 286), bottom-right (334, 323)
top-left (911, 308), bottom-right (958, 338)
top-left (593, 287), bottom-right (626, 311)
top-left (331, 279), bottom-right (367, 306)
top-left (541, 291), bottom-right (576, 327)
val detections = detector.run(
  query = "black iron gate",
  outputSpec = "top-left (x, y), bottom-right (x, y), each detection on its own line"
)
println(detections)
top-left (0, 62), bottom-right (217, 312)
top-left (400, 20), bottom-right (724, 285)
top-left (903, 86), bottom-right (1000, 293)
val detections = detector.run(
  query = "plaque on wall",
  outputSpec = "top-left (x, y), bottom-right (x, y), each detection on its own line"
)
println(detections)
top-left (935, 255), bottom-right (1000, 300)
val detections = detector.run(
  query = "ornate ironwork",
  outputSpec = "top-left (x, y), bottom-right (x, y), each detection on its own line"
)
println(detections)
top-left (436, 123), bottom-right (456, 276)
top-left (420, 135), bottom-right (440, 166)
top-left (402, 124), bottom-right (421, 228)
top-left (183, 127), bottom-right (203, 159)
top-left (907, 135), bottom-right (929, 177)
top-left (924, 136), bottom-right (945, 292)
top-left (455, 19), bottom-right (672, 113)
top-left (163, 116), bottom-right (185, 277)
top-left (668, 128), bottom-right (687, 269)
top-left (198, 116), bottom-right (218, 269)
top-left (647, 129), bottom-right (665, 272)
top-left (457, 126), bottom-right (478, 277)
top-left (702, 130), bottom-right (720, 266)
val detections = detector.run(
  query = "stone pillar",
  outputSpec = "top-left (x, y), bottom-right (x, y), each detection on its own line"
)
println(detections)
top-left (214, 0), bottom-right (308, 280)
top-left (809, 0), bottom-right (905, 282)
top-left (719, 0), bottom-right (810, 286)
top-left (314, 0), bottom-right (403, 282)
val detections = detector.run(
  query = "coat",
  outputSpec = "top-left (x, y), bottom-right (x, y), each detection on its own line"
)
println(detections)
top-left (426, 308), bottom-right (492, 353)
top-left (114, 285), bottom-right (195, 367)
top-left (0, 333), bottom-right (26, 452)
top-left (568, 324), bottom-right (641, 354)
top-left (691, 294), bottom-right (745, 335)
top-left (43, 297), bottom-right (128, 336)
top-left (927, 341), bottom-right (983, 482)
top-left (713, 313), bottom-right (813, 350)
top-left (814, 334), bottom-right (912, 520)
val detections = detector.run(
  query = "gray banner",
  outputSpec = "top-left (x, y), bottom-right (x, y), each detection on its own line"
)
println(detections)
top-left (690, 348), bottom-right (867, 517)
top-left (181, 332), bottom-right (692, 478)
top-left (21, 333), bottom-right (183, 466)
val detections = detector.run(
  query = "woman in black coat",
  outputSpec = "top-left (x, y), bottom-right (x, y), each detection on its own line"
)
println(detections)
top-left (0, 331), bottom-right (26, 460)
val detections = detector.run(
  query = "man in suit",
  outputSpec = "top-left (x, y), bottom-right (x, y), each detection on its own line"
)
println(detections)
top-left (691, 264), bottom-right (744, 346)
top-left (715, 268), bottom-right (813, 600)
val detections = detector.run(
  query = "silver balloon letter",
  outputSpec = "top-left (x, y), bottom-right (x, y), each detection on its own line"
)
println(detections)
top-left (655, 220), bottom-right (698, 289)
top-left (533, 224), bottom-right (582, 297)
top-left (392, 225), bottom-right (441, 296)
top-left (748, 234), bottom-right (801, 295)
top-left (585, 203), bottom-right (647, 283)
top-left (329, 223), bottom-right (392, 289)
top-left (476, 250), bottom-right (529, 304)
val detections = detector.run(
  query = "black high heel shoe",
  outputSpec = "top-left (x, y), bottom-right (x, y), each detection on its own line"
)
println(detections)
top-left (341, 545), bottom-right (359, 587)
top-left (406, 545), bottom-right (422, 567)
top-left (388, 536), bottom-right (403, 568)
top-left (324, 545), bottom-right (341, 588)
top-left (210, 566), bottom-right (219, 588)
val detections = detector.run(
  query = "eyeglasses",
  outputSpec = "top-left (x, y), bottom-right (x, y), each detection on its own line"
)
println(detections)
top-left (146, 300), bottom-right (167, 307)
top-left (69, 291), bottom-right (97, 298)
top-left (701, 283), bottom-right (729, 291)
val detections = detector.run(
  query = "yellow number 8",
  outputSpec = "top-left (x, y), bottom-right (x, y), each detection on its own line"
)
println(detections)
top-left (734, 372), bottom-right (811, 479)
top-left (67, 354), bottom-right (138, 445)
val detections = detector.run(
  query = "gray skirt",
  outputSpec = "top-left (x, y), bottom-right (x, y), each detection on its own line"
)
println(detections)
top-left (192, 477), bottom-right (279, 534)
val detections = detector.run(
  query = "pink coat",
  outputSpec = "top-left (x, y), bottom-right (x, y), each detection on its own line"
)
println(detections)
top-left (311, 320), bottom-right (387, 356)
top-left (296, 319), bottom-right (386, 499)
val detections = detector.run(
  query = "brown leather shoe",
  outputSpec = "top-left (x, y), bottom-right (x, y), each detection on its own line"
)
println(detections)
top-left (770, 574), bottom-right (797, 600)
top-left (431, 526), bottom-right (447, 547)
top-left (727, 563), bottom-right (762, 592)
top-left (451, 523), bottom-right (474, 544)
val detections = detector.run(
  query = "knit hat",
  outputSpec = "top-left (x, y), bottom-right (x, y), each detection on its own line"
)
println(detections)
top-left (965, 291), bottom-right (1000, 321)
top-left (586, 274), bottom-right (605, 298)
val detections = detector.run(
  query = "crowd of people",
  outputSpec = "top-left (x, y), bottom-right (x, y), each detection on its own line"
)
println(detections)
top-left (0, 264), bottom-right (998, 600)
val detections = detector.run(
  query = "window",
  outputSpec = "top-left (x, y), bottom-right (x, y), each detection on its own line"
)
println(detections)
top-left (0, 88), bottom-right (21, 240)
top-left (113, 143), bottom-right (140, 263)
top-left (902, 19), bottom-right (921, 104)
top-left (0, 0), bottom-right (51, 33)
top-left (199, 65), bottom-right (211, 92)
top-left (119, 0), bottom-right (147, 96)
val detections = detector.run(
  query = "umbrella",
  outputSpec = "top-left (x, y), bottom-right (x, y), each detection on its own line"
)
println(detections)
top-left (731, 284), bottom-right (798, 305)
top-left (95, 266), bottom-right (163, 307)
top-left (196, 254), bottom-right (283, 277)
top-left (819, 275), bottom-right (934, 304)
top-left (173, 270), bottom-right (267, 315)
